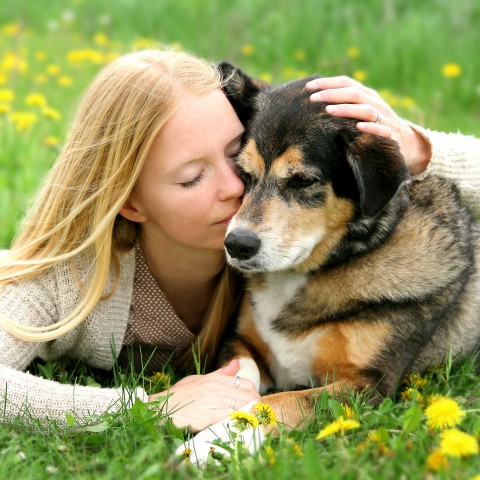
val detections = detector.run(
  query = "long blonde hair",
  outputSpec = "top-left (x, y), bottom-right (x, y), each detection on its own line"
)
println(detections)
top-left (0, 49), bottom-right (241, 370)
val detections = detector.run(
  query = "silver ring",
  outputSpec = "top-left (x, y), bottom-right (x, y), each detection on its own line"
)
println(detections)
top-left (229, 398), bottom-right (237, 410)
top-left (375, 111), bottom-right (382, 124)
top-left (234, 376), bottom-right (241, 388)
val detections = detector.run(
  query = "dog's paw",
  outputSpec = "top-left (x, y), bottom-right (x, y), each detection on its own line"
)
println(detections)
top-left (175, 402), bottom-right (265, 467)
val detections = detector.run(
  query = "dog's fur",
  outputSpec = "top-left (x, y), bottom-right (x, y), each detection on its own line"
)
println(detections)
top-left (219, 63), bottom-right (480, 429)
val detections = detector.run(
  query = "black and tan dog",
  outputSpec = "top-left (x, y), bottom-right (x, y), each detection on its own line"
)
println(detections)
top-left (219, 63), bottom-right (480, 429)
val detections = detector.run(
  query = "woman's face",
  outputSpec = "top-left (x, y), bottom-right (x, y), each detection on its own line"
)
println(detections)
top-left (124, 89), bottom-right (245, 253)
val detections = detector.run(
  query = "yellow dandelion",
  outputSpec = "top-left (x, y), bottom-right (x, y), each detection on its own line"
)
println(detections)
top-left (42, 107), bottom-right (61, 121)
top-left (1, 53), bottom-right (28, 74)
top-left (426, 448), bottom-right (449, 472)
top-left (25, 93), bottom-right (47, 108)
top-left (58, 75), bottom-right (73, 87)
top-left (150, 371), bottom-right (170, 389)
top-left (241, 44), bottom-right (254, 56)
top-left (2, 23), bottom-right (21, 36)
top-left (442, 63), bottom-right (462, 78)
top-left (425, 397), bottom-right (465, 430)
top-left (282, 68), bottom-right (295, 79)
top-left (353, 70), bottom-right (367, 82)
top-left (93, 33), bottom-right (108, 46)
top-left (35, 51), bottom-right (47, 62)
top-left (346, 47), bottom-right (360, 58)
top-left (254, 402), bottom-right (277, 427)
top-left (404, 373), bottom-right (427, 389)
top-left (401, 387), bottom-right (423, 403)
top-left (131, 37), bottom-right (159, 51)
top-left (46, 64), bottom-right (60, 76)
top-left (229, 410), bottom-right (259, 431)
top-left (294, 49), bottom-right (306, 61)
top-left (316, 416), bottom-right (360, 440)
top-left (35, 74), bottom-right (47, 84)
top-left (183, 447), bottom-right (191, 458)
top-left (0, 89), bottom-right (14, 102)
top-left (440, 429), bottom-right (479, 457)
top-left (265, 445), bottom-right (275, 464)
top-left (44, 136), bottom-right (60, 147)
top-left (0, 72), bottom-right (7, 85)
top-left (292, 443), bottom-right (304, 457)
top-left (0, 103), bottom-right (11, 114)
top-left (341, 404), bottom-right (355, 418)
top-left (400, 96), bottom-right (416, 109)
top-left (9, 111), bottom-right (38, 131)
top-left (259, 73), bottom-right (273, 83)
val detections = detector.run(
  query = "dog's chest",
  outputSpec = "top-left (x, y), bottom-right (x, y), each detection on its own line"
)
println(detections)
top-left (250, 272), bottom-right (324, 390)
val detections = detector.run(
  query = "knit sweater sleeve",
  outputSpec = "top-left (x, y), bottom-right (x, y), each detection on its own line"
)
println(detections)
top-left (0, 258), bottom-right (148, 425)
top-left (410, 124), bottom-right (480, 220)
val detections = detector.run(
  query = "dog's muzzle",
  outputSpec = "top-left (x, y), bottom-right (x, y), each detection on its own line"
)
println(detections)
top-left (224, 230), bottom-right (261, 261)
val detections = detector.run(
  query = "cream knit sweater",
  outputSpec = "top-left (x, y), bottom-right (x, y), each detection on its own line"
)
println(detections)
top-left (1, 126), bottom-right (479, 425)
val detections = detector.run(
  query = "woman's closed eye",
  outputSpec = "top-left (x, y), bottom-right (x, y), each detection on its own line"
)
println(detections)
top-left (179, 171), bottom-right (205, 189)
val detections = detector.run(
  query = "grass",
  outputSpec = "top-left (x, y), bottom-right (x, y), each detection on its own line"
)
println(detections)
top-left (1, 0), bottom-right (480, 478)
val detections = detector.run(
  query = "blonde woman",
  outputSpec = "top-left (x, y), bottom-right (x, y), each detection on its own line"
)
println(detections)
top-left (0, 49), bottom-right (259, 431)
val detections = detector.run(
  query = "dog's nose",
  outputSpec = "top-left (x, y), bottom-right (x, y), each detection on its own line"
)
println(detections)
top-left (225, 231), bottom-right (261, 260)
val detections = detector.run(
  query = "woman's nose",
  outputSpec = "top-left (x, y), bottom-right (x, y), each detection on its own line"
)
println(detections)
top-left (218, 162), bottom-right (245, 200)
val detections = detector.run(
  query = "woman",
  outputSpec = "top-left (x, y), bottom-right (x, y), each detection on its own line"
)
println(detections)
top-left (1, 50), bottom-right (478, 432)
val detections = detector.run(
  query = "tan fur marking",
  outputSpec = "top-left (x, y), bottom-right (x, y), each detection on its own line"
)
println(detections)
top-left (240, 139), bottom-right (265, 178)
top-left (270, 146), bottom-right (305, 178)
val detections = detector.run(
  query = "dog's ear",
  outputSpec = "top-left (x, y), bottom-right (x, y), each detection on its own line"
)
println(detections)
top-left (218, 62), bottom-right (268, 126)
top-left (340, 129), bottom-right (410, 217)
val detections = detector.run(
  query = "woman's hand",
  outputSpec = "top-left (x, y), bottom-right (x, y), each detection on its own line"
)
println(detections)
top-left (305, 76), bottom-right (431, 175)
top-left (148, 359), bottom-right (259, 432)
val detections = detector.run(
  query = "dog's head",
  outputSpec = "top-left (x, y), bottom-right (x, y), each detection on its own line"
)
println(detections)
top-left (220, 63), bottom-right (410, 273)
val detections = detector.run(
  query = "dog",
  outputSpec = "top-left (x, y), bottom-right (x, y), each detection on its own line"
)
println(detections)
top-left (217, 63), bottom-right (480, 429)
top-left (178, 65), bottom-right (480, 464)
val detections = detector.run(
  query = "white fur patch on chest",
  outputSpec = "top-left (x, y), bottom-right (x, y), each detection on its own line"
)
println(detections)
top-left (251, 271), bottom-right (323, 390)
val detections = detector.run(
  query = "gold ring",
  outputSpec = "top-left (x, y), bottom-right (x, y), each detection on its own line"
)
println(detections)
top-left (375, 111), bottom-right (382, 124)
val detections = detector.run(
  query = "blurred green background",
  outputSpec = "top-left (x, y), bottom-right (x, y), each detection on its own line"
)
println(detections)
top-left (1, 0), bottom-right (479, 247)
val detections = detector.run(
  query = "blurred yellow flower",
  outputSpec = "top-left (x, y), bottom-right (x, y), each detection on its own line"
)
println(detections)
top-left (35, 74), bottom-right (48, 84)
top-left (426, 449), bottom-right (449, 472)
top-left (0, 72), bottom-right (7, 85)
top-left (401, 387), bottom-right (423, 403)
top-left (425, 397), bottom-right (465, 430)
top-left (265, 445), bottom-right (275, 464)
top-left (353, 70), bottom-right (367, 82)
top-left (42, 107), bottom-right (61, 120)
top-left (25, 93), bottom-right (47, 108)
top-left (242, 44), bottom-right (254, 56)
top-left (46, 64), bottom-right (60, 76)
top-left (131, 38), bottom-right (160, 51)
top-left (2, 23), bottom-right (21, 36)
top-left (347, 47), bottom-right (360, 58)
top-left (2, 52), bottom-right (28, 73)
top-left (58, 75), bottom-right (73, 87)
top-left (93, 33), bottom-right (108, 46)
top-left (294, 49), bottom-right (306, 61)
top-left (282, 68), bottom-right (295, 79)
top-left (260, 73), bottom-right (273, 83)
top-left (0, 89), bottom-right (14, 102)
top-left (0, 103), bottom-right (11, 114)
top-left (440, 429), bottom-right (479, 457)
top-left (10, 111), bottom-right (38, 131)
top-left (35, 51), bottom-right (47, 61)
top-left (44, 136), bottom-right (60, 147)
top-left (316, 416), bottom-right (360, 439)
top-left (401, 97), bottom-right (416, 109)
top-left (442, 63), bottom-right (462, 78)
top-left (404, 373), bottom-right (427, 389)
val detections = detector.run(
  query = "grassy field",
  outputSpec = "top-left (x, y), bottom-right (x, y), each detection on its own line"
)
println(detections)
top-left (1, 0), bottom-right (480, 478)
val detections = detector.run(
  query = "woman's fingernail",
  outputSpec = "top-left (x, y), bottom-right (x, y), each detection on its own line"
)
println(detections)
top-left (325, 105), bottom-right (337, 114)
top-left (310, 92), bottom-right (323, 101)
